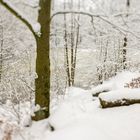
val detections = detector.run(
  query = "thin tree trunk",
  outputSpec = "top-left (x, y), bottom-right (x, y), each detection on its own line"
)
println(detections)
top-left (64, 0), bottom-right (71, 87)
top-left (0, 25), bottom-right (3, 82)
top-left (127, 0), bottom-right (130, 7)
top-left (70, 0), bottom-right (75, 86)
top-left (72, 0), bottom-right (81, 85)
top-left (73, 25), bottom-right (79, 85)
top-left (122, 37), bottom-right (127, 70)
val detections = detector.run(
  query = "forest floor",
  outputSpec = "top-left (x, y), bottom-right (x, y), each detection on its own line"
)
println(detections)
top-left (15, 95), bottom-right (140, 140)
top-left (0, 71), bottom-right (140, 140)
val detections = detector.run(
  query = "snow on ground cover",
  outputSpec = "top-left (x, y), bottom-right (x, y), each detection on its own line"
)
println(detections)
top-left (13, 119), bottom-right (51, 140)
top-left (6, 101), bottom-right (32, 127)
top-left (99, 88), bottom-right (140, 102)
top-left (0, 101), bottom-right (33, 140)
top-left (10, 102), bottom-right (140, 140)
top-left (49, 87), bottom-right (94, 129)
top-left (47, 105), bottom-right (140, 140)
top-left (47, 87), bottom-right (140, 140)
top-left (91, 71), bottom-right (140, 95)
top-left (1, 85), bottom-right (140, 140)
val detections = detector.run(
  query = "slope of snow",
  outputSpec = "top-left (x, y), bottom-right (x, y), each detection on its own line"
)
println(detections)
top-left (91, 71), bottom-right (140, 95)
top-left (47, 107), bottom-right (140, 140)
top-left (35, 99), bottom-right (140, 140)
top-left (49, 87), bottom-right (94, 129)
top-left (47, 92), bottom-right (140, 140)
top-left (0, 86), bottom-right (140, 140)
top-left (47, 86), bottom-right (140, 140)
top-left (107, 71), bottom-right (140, 89)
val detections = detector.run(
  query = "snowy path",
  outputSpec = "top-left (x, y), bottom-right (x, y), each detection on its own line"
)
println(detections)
top-left (22, 87), bottom-right (140, 140)
top-left (1, 86), bottom-right (140, 140)
top-left (47, 99), bottom-right (140, 140)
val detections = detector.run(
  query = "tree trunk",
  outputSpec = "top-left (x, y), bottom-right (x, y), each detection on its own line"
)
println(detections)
top-left (33, 0), bottom-right (51, 121)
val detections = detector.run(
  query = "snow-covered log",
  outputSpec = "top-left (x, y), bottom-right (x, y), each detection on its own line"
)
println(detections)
top-left (99, 89), bottom-right (140, 108)
top-left (91, 83), bottom-right (112, 97)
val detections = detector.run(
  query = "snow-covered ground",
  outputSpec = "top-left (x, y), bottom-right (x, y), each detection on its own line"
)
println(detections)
top-left (0, 0), bottom-right (140, 139)
top-left (47, 102), bottom-right (140, 140)
top-left (13, 88), bottom-right (140, 140)
top-left (0, 71), bottom-right (140, 140)
top-left (91, 71), bottom-right (140, 96)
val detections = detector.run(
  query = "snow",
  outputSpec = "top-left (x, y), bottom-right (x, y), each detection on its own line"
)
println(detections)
top-left (91, 71), bottom-right (140, 96)
top-left (32, 23), bottom-right (41, 36)
top-left (47, 99), bottom-right (140, 140)
top-left (91, 82), bottom-right (113, 96)
top-left (99, 88), bottom-right (140, 102)
top-left (0, 0), bottom-right (140, 139)
top-left (49, 87), bottom-right (93, 129)
top-left (2, 0), bottom-right (41, 35)
top-left (47, 87), bottom-right (140, 140)
top-left (0, 85), bottom-right (140, 140)
top-left (23, 0), bottom-right (39, 8)
top-left (106, 71), bottom-right (140, 89)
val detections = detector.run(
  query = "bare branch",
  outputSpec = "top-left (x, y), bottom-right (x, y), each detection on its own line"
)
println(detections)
top-left (0, 0), bottom-right (38, 38)
top-left (51, 11), bottom-right (140, 39)
top-left (51, 11), bottom-right (106, 21)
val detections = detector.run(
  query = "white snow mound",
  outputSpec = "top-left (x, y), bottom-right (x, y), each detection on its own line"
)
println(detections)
top-left (99, 88), bottom-right (140, 102)
top-left (91, 71), bottom-right (140, 95)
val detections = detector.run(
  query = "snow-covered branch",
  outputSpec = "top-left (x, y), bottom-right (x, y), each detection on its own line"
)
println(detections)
top-left (0, 0), bottom-right (41, 37)
top-left (51, 11), bottom-right (107, 20)
top-left (51, 11), bottom-right (140, 39)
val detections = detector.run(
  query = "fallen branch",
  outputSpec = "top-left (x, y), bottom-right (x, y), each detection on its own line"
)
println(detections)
top-left (99, 98), bottom-right (140, 108)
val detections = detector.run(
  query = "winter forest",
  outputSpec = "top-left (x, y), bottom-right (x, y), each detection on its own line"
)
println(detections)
top-left (0, 0), bottom-right (140, 139)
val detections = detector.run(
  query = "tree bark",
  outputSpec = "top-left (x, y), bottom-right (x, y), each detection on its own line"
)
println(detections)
top-left (33, 0), bottom-right (51, 121)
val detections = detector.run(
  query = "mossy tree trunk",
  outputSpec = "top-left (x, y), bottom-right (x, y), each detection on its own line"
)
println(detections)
top-left (33, 0), bottom-right (51, 121)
